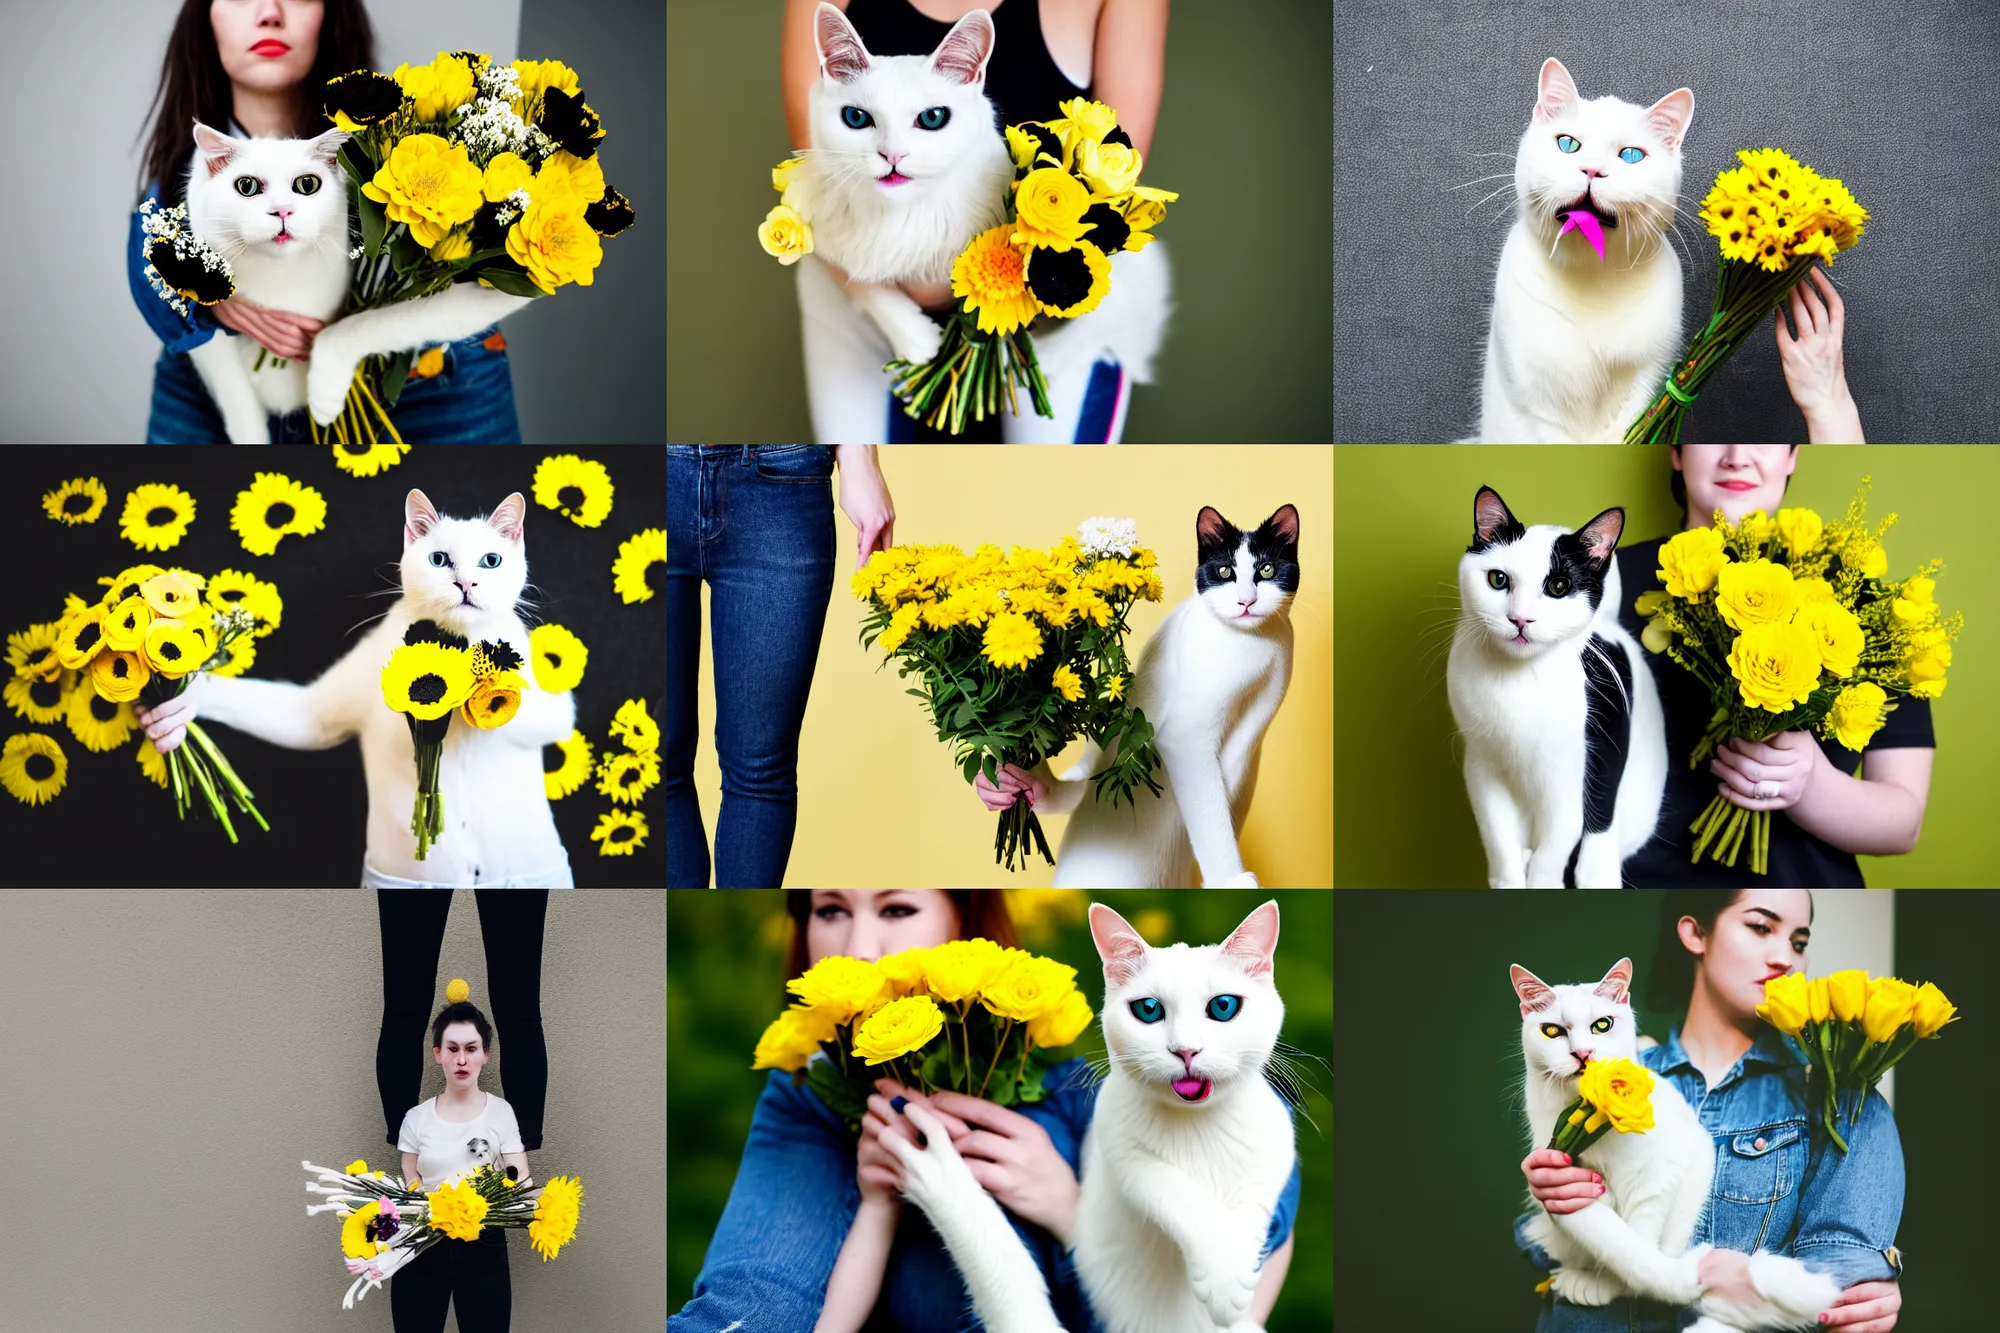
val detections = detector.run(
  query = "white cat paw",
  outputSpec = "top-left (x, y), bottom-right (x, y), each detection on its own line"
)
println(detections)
top-left (1549, 1265), bottom-right (1623, 1308)
top-left (885, 313), bottom-right (944, 366)
top-left (1212, 872), bottom-right (1260, 888)
top-left (881, 1102), bottom-right (981, 1220)
top-left (1190, 1262), bottom-right (1259, 1328)
top-left (305, 346), bottom-right (359, 427)
top-left (221, 410), bottom-right (271, 445)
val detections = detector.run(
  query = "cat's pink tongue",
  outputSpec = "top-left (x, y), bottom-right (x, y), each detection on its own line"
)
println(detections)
top-left (1171, 1078), bottom-right (1210, 1101)
top-left (1560, 209), bottom-right (1607, 261)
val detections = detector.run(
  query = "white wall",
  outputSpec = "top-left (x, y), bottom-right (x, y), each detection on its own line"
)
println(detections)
top-left (1807, 887), bottom-right (1898, 1107)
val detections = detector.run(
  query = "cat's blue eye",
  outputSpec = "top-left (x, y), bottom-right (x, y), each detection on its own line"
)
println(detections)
top-left (1129, 997), bottom-right (1164, 1024)
top-left (841, 106), bottom-right (872, 130)
top-left (1620, 147), bottom-right (1645, 165)
top-left (1544, 575), bottom-right (1572, 597)
top-left (478, 553), bottom-right (501, 569)
top-left (1206, 995), bottom-right (1242, 1022)
top-left (1487, 569), bottom-right (1509, 590)
top-left (1556, 135), bottom-right (1580, 154)
top-left (234, 177), bottom-right (262, 197)
top-left (916, 106), bottom-right (951, 131)
top-left (1591, 1017), bottom-right (1613, 1033)
top-left (293, 175), bottom-right (321, 195)
top-left (428, 551), bottom-right (450, 568)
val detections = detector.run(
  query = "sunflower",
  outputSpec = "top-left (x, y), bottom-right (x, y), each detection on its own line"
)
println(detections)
top-left (42, 477), bottom-right (108, 525)
top-left (119, 483), bottom-right (197, 552)
top-left (64, 686), bottom-right (137, 752)
top-left (533, 454), bottom-right (616, 528)
top-left (596, 749), bottom-right (661, 805)
top-left (207, 633), bottom-right (256, 678)
top-left (231, 473), bottom-right (328, 556)
top-left (544, 729), bottom-right (593, 799)
top-left (102, 597), bottom-right (155, 653)
top-left (329, 441), bottom-right (410, 477)
top-left (950, 226), bottom-right (1042, 336)
top-left (4, 670), bottom-right (70, 725)
top-left (100, 564), bottom-right (169, 608)
top-left (382, 642), bottom-right (477, 720)
top-left (90, 649), bottom-right (151, 703)
top-left (6, 620), bottom-right (65, 683)
top-left (54, 607), bottom-right (109, 671)
top-left (461, 670), bottom-right (524, 729)
top-left (206, 569), bottom-right (284, 637)
top-left (527, 1175), bottom-right (584, 1261)
top-left (529, 623), bottom-right (588, 692)
top-left (1025, 240), bottom-right (1112, 318)
top-left (136, 734), bottom-right (168, 787)
top-left (140, 573), bottom-right (203, 618)
top-left (144, 618), bottom-right (212, 678)
top-left (470, 638), bottom-right (525, 679)
top-left (590, 808), bottom-right (649, 856)
top-left (608, 698), bottom-right (659, 754)
top-left (1, 732), bottom-right (67, 805)
top-left (611, 528), bottom-right (666, 604)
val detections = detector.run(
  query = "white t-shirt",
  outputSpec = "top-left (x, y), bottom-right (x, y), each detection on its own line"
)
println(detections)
top-left (397, 1092), bottom-right (525, 1187)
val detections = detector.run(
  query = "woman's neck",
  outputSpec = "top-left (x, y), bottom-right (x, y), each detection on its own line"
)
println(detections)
top-left (1680, 980), bottom-right (1760, 1090)
top-left (232, 82), bottom-right (307, 138)
top-left (438, 1082), bottom-right (485, 1110)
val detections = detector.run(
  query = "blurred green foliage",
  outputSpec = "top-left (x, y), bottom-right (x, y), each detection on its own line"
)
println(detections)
top-left (668, 890), bottom-right (1331, 1331)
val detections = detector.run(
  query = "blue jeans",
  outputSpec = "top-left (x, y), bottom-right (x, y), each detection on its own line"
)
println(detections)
top-left (146, 326), bottom-right (522, 443)
top-left (666, 445), bottom-right (836, 888)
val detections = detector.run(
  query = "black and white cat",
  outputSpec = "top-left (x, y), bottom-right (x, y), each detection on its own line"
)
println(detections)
top-left (1027, 506), bottom-right (1299, 888)
top-left (1447, 486), bottom-right (1663, 888)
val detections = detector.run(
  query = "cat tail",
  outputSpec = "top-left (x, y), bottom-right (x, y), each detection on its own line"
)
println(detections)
top-left (1694, 1251), bottom-right (1842, 1331)
top-left (1553, 1205), bottom-right (1706, 1307)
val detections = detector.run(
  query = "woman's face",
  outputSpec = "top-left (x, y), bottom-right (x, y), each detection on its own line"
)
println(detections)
top-left (432, 1021), bottom-right (489, 1089)
top-left (1682, 888), bottom-right (1812, 1021)
top-left (1675, 445), bottom-right (1799, 529)
top-left (806, 890), bottom-right (960, 965)
top-left (211, 0), bottom-right (321, 92)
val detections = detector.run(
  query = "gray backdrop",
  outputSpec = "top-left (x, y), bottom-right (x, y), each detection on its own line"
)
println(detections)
top-left (1332, 0), bottom-right (2000, 443)
top-left (0, 0), bottom-right (662, 443)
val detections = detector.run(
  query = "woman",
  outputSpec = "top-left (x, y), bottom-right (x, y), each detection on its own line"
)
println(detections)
top-left (665, 445), bottom-right (897, 888)
top-left (394, 993), bottom-right (528, 1333)
top-left (1615, 444), bottom-right (1933, 886)
top-left (131, 0), bottom-right (520, 442)
top-left (1518, 890), bottom-right (1903, 1333)
top-left (779, 0), bottom-right (1169, 443)
top-left (1776, 266), bottom-right (1865, 444)
top-left (670, 889), bottom-right (1302, 1332)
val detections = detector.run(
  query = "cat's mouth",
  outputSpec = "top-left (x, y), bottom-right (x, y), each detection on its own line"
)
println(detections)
top-left (878, 171), bottom-right (914, 187)
top-left (1561, 192), bottom-right (1620, 229)
top-left (1170, 1077), bottom-right (1212, 1103)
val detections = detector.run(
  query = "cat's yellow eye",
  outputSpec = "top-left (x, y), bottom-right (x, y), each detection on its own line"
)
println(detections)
top-left (1218, 565), bottom-right (1233, 579)
top-left (1539, 1023), bottom-right (1563, 1039)
top-left (1259, 563), bottom-right (1275, 579)
top-left (1488, 570), bottom-right (1509, 590)
top-left (293, 175), bottom-right (321, 196)
top-left (1591, 1017), bottom-right (1613, 1034)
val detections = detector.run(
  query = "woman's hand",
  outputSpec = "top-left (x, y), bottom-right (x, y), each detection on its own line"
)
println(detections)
top-left (872, 1078), bottom-right (1081, 1246)
top-left (973, 762), bottom-right (1047, 813)
top-left (1697, 1249), bottom-right (1758, 1305)
top-left (134, 676), bottom-right (205, 756)
top-left (1775, 266), bottom-right (1865, 442)
top-left (213, 294), bottom-right (323, 362)
top-left (833, 445), bottom-right (896, 566)
top-left (1819, 1278), bottom-right (1900, 1331)
top-left (1520, 1148), bottom-right (1602, 1215)
top-left (855, 1113), bottom-right (906, 1207)
top-left (899, 279), bottom-right (955, 312)
top-left (1712, 731), bottom-right (1822, 812)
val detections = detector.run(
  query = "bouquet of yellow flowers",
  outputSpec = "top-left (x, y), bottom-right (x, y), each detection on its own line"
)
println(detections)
top-left (303, 1157), bottom-right (583, 1309)
top-left (1757, 971), bottom-right (1958, 1151)
top-left (1625, 148), bottom-right (1868, 443)
top-left (853, 517), bottom-right (1165, 871)
top-left (379, 622), bottom-right (526, 859)
top-left (1636, 480), bottom-right (1962, 874)
top-left (1546, 1057), bottom-right (1657, 1161)
top-left (751, 939), bottom-right (1097, 1130)
top-left (312, 52), bottom-right (636, 443)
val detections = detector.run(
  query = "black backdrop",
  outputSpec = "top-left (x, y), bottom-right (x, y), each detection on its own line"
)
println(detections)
top-left (0, 446), bottom-right (664, 887)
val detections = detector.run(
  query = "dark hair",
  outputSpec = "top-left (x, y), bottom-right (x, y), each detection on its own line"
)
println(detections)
top-left (1670, 446), bottom-right (1800, 521)
top-left (782, 891), bottom-right (1021, 1007)
top-left (431, 1001), bottom-right (494, 1051)
top-left (1645, 890), bottom-right (1815, 1012)
top-left (135, 0), bottom-right (379, 207)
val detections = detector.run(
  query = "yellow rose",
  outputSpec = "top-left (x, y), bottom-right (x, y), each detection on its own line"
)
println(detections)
top-left (1901, 575), bottom-right (1936, 605)
top-left (1795, 600), bottom-right (1863, 678)
top-left (772, 156), bottom-right (802, 193)
top-left (1808, 976), bottom-right (1832, 1024)
top-left (1005, 124), bottom-right (1043, 172)
top-left (1755, 972), bottom-right (1810, 1035)
top-left (877, 948), bottom-right (932, 996)
top-left (1793, 577), bottom-right (1838, 607)
top-left (1775, 507), bottom-right (1824, 559)
top-left (1845, 538), bottom-right (1888, 578)
top-left (876, 602), bottom-right (922, 654)
top-left (851, 995), bottom-right (946, 1066)
top-left (394, 53), bottom-right (476, 123)
top-left (507, 195), bottom-right (603, 293)
top-left (1827, 681), bottom-right (1888, 751)
top-left (758, 204), bottom-right (814, 266)
top-left (539, 149), bottom-right (606, 205)
top-left (1025, 988), bottom-right (1095, 1048)
top-left (1011, 168), bottom-right (1096, 251)
top-left (750, 1010), bottom-right (824, 1072)
top-left (361, 134), bottom-right (484, 248)
top-left (1634, 590), bottom-right (1668, 617)
top-left (787, 955), bottom-right (893, 1024)
top-left (1827, 969), bottom-right (1869, 1023)
top-left (1056, 97), bottom-right (1119, 146)
top-left (1715, 559), bottom-right (1802, 632)
top-left (428, 226), bottom-right (473, 263)
top-left (1659, 526), bottom-right (1730, 598)
top-left (1574, 1057), bottom-right (1656, 1134)
top-left (1050, 663), bottom-right (1084, 703)
top-left (1075, 139), bottom-right (1142, 197)
top-left (1727, 622), bottom-right (1821, 713)
top-left (1911, 981), bottom-right (1959, 1038)
top-left (483, 151), bottom-right (534, 204)
top-left (1891, 595), bottom-right (1937, 625)
top-left (1860, 976), bottom-right (1918, 1043)
top-left (922, 938), bottom-right (1010, 1004)
top-left (979, 956), bottom-right (1076, 1023)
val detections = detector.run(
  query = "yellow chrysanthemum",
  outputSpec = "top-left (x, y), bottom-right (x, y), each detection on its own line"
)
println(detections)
top-left (1011, 168), bottom-right (1097, 251)
top-left (1, 732), bottom-right (67, 805)
top-left (204, 568), bottom-right (283, 639)
top-left (119, 483), bottom-right (196, 552)
top-left (537, 149), bottom-right (606, 206)
top-left (544, 729), bottom-right (594, 799)
top-left (482, 150), bottom-right (535, 204)
top-left (426, 1178), bottom-right (489, 1241)
top-left (6, 620), bottom-right (65, 684)
top-left (361, 133), bottom-right (485, 248)
top-left (381, 641), bottom-right (477, 720)
top-left (4, 667), bottom-right (69, 725)
top-left (1727, 621), bottom-right (1822, 713)
top-left (90, 649), bottom-right (150, 704)
top-left (530, 623), bottom-right (588, 692)
top-left (590, 808), bottom-right (649, 856)
top-left (788, 954), bottom-right (894, 1023)
top-left (460, 669), bottom-right (524, 729)
top-left (609, 698), bottom-right (660, 754)
top-left (507, 192), bottom-right (604, 293)
top-left (527, 1176), bottom-right (584, 1262)
top-left (950, 226), bottom-right (1041, 336)
top-left (852, 995), bottom-right (946, 1066)
top-left (142, 618), bottom-right (211, 679)
top-left (612, 529), bottom-right (666, 604)
top-left (101, 598), bottom-right (153, 654)
top-left (206, 633), bottom-right (255, 678)
top-left (42, 477), bottom-right (108, 525)
top-left (1050, 663), bottom-right (1084, 703)
top-left (877, 602), bottom-right (923, 655)
top-left (596, 749), bottom-right (661, 805)
top-left (230, 472), bottom-right (327, 556)
top-left (325, 439), bottom-right (410, 477)
top-left (393, 52), bottom-right (477, 123)
top-left (757, 204), bottom-right (814, 265)
top-left (533, 454), bottom-right (615, 528)
top-left (136, 733), bottom-right (168, 787)
top-left (1827, 681), bottom-right (1888, 751)
top-left (1102, 672), bottom-right (1125, 702)
top-left (981, 611), bottom-right (1044, 670)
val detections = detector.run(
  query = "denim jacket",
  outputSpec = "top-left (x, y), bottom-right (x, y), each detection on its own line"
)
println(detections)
top-left (130, 179), bottom-right (222, 355)
top-left (671, 1057), bottom-right (1303, 1333)
top-left (1514, 1026), bottom-right (1904, 1333)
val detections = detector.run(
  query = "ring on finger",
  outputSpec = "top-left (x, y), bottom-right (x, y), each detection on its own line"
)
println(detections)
top-left (1754, 779), bottom-right (1780, 800)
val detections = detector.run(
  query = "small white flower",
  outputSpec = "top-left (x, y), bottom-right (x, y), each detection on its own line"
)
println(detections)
top-left (1077, 517), bottom-right (1139, 559)
top-left (348, 244), bottom-right (366, 260)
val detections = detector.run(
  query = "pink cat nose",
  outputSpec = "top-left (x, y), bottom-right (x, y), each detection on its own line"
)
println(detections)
top-left (1171, 1048), bottom-right (1200, 1066)
top-left (270, 205), bottom-right (294, 219)
top-left (882, 151), bottom-right (906, 168)
top-left (1581, 167), bottom-right (1605, 179)
top-left (1509, 614), bottom-right (1534, 631)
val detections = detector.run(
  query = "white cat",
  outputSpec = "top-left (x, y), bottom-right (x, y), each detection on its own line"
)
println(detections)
top-left (162, 490), bottom-right (576, 886)
top-left (1467, 58), bottom-right (1694, 443)
top-left (1513, 959), bottom-right (1841, 1332)
top-left (181, 121), bottom-right (531, 443)
top-left (789, 3), bottom-right (1170, 443)
top-left (886, 900), bottom-right (1297, 1333)
top-left (1025, 505), bottom-right (1298, 889)
top-left (1447, 486), bottom-right (1664, 888)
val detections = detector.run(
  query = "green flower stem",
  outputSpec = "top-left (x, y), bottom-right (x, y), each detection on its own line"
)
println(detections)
top-left (187, 722), bottom-right (269, 831)
top-left (977, 1018), bottom-right (1014, 1100)
top-left (187, 747), bottom-right (239, 844)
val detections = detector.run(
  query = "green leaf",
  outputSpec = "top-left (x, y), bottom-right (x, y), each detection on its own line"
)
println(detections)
top-left (377, 349), bottom-right (413, 410)
top-left (919, 1042), bottom-right (952, 1088)
top-left (473, 265), bottom-right (544, 299)
top-left (805, 1057), bottom-right (871, 1125)
top-left (388, 223), bottom-right (423, 271)
top-left (356, 179), bottom-right (386, 258)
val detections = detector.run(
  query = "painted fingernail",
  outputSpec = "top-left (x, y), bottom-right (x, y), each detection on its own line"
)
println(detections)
top-left (1597, 1184), bottom-right (1606, 1194)
top-left (917, 1132), bottom-right (928, 1147)
top-left (891, 1096), bottom-right (907, 1114)
top-left (1561, 1155), bottom-right (1571, 1165)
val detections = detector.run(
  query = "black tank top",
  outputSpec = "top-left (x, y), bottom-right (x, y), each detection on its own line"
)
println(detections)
top-left (841, 0), bottom-right (1089, 131)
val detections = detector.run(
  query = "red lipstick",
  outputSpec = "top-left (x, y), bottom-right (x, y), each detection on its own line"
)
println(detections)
top-left (1717, 480), bottom-right (1757, 492)
top-left (251, 40), bottom-right (291, 57)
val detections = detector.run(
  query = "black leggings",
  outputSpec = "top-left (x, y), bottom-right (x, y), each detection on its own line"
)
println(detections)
top-left (391, 1230), bottom-right (511, 1333)
top-left (378, 890), bottom-right (549, 1150)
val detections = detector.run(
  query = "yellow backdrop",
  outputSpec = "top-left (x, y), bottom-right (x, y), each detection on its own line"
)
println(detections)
top-left (690, 446), bottom-right (1333, 887)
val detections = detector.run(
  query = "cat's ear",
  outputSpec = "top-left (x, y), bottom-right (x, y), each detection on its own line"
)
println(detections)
top-left (1594, 958), bottom-right (1634, 1005)
top-left (1195, 506), bottom-right (1232, 550)
top-left (929, 9), bottom-right (997, 86)
top-left (487, 492), bottom-right (527, 545)
top-left (1471, 485), bottom-right (1524, 551)
top-left (1574, 507), bottom-right (1624, 566)
top-left (404, 489), bottom-right (442, 548)
top-left (815, 2), bottom-right (872, 84)
top-left (304, 126), bottom-right (351, 167)
top-left (1643, 88), bottom-right (1695, 154)
top-left (1219, 900), bottom-right (1281, 980)
top-left (192, 121), bottom-right (242, 178)
top-left (1510, 964), bottom-right (1556, 1016)
top-left (1530, 57), bottom-right (1581, 125)
top-left (1088, 903), bottom-right (1149, 988)
top-left (1257, 504), bottom-right (1300, 550)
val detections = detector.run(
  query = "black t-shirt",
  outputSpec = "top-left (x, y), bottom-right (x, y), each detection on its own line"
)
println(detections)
top-left (1615, 536), bottom-right (1935, 888)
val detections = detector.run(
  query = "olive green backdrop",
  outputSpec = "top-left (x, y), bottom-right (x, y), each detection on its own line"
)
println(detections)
top-left (667, 888), bottom-right (1332, 1331)
top-left (1332, 889), bottom-right (1999, 1332)
top-left (1333, 445), bottom-right (2000, 887)
top-left (666, 0), bottom-right (1332, 442)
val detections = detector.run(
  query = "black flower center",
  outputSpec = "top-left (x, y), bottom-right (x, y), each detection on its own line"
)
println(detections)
top-left (543, 652), bottom-right (562, 671)
top-left (409, 673), bottom-right (448, 705)
top-left (620, 768), bottom-right (639, 786)
top-left (1025, 246), bottom-right (1093, 311)
top-left (265, 502), bottom-right (296, 528)
top-left (221, 589), bottom-right (246, 602)
top-left (30, 679), bottom-right (61, 708)
top-left (91, 694), bottom-right (118, 721)
top-left (486, 695), bottom-right (509, 714)
top-left (1080, 203), bottom-right (1129, 253)
top-left (63, 492), bottom-right (93, 515)
top-left (559, 486), bottom-right (585, 510)
top-left (111, 657), bottom-right (131, 679)
top-left (117, 583), bottom-right (142, 602)
top-left (25, 754), bottom-right (54, 782)
top-left (647, 562), bottom-right (665, 593)
top-left (611, 824), bottom-right (634, 842)
top-left (158, 640), bottom-right (183, 661)
top-left (147, 506), bottom-right (177, 527)
top-left (544, 744), bottom-right (567, 774)
top-left (74, 622), bottom-right (102, 653)
top-left (26, 647), bottom-right (51, 667)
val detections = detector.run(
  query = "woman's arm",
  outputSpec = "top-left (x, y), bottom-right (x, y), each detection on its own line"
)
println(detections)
top-left (1091, 0), bottom-right (1170, 159)
top-left (1790, 1088), bottom-right (1906, 1330)
top-left (1249, 1233), bottom-right (1293, 1324)
top-left (501, 1151), bottom-right (530, 1181)
top-left (401, 1151), bottom-right (419, 1186)
top-left (814, 1197), bottom-right (899, 1333)
top-left (833, 446), bottom-right (896, 566)
top-left (782, 0), bottom-right (841, 152)
top-left (1711, 735), bottom-right (1931, 857)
